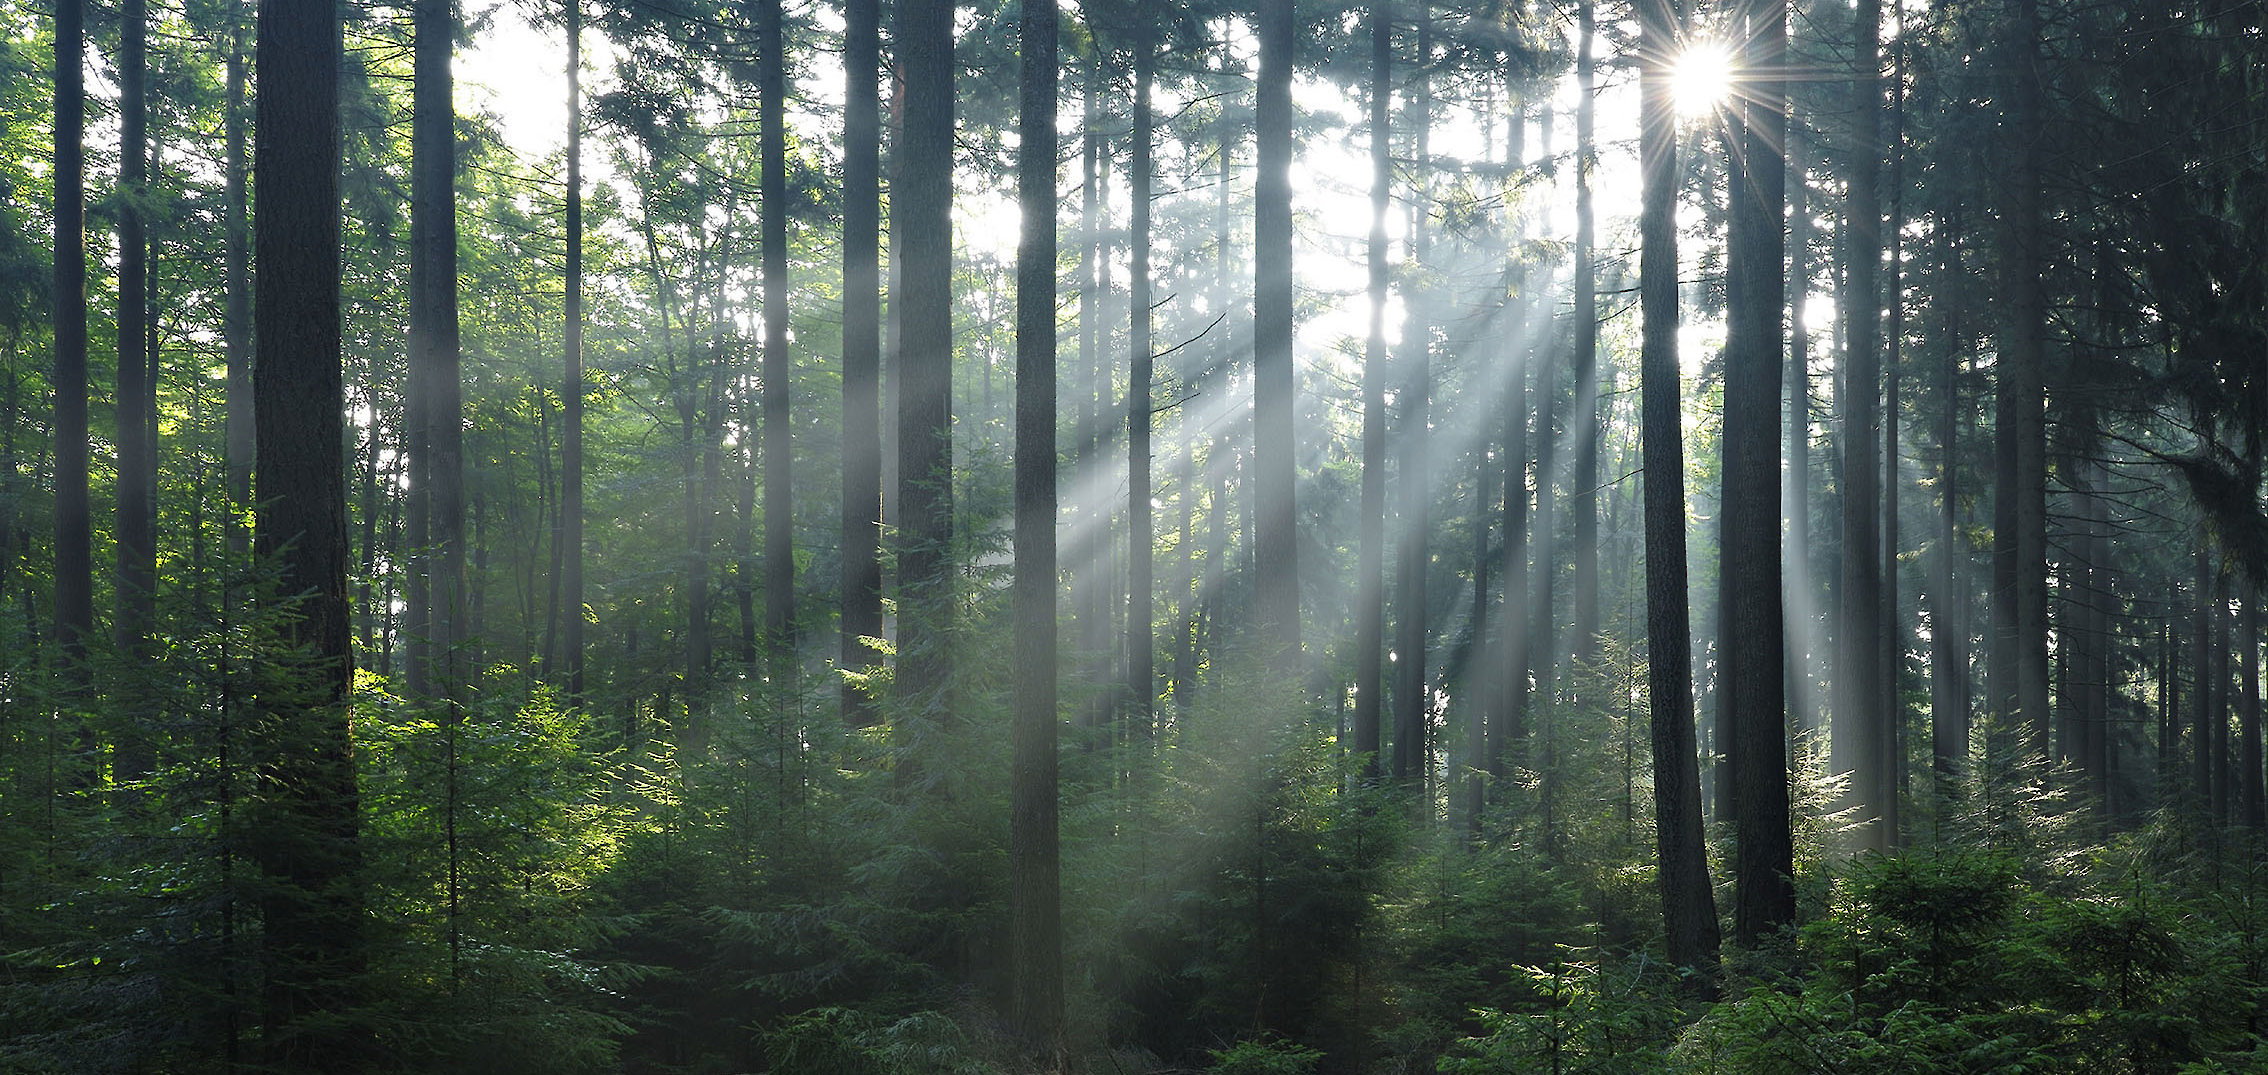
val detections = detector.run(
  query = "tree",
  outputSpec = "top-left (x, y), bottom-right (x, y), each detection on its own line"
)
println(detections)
top-left (408, 0), bottom-right (467, 699)
top-left (252, 0), bottom-right (361, 1056)
top-left (116, 0), bottom-right (155, 694)
top-left (1722, 0), bottom-right (1795, 945)
top-left (1390, 7), bottom-right (1432, 788)
top-left (894, 0), bottom-right (955, 723)
top-left (1009, 0), bottom-right (1062, 1049)
top-left (53, 0), bottom-right (89, 674)
top-left (1353, 0), bottom-right (1388, 782)
top-left (1252, 0), bottom-right (1297, 661)
top-left (1639, 0), bottom-right (1720, 986)
top-left (840, 0), bottom-right (883, 725)
top-left (1127, 17), bottom-right (1158, 736)
top-left (562, 0), bottom-right (585, 701)
top-left (759, 0), bottom-right (791, 648)
top-left (1836, 0), bottom-right (1887, 849)
top-left (1569, 0), bottom-right (1599, 661)
top-left (2002, 0), bottom-right (2051, 758)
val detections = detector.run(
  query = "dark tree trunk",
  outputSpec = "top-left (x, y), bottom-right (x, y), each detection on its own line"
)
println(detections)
top-left (1009, 0), bottom-right (1061, 1049)
top-left (894, 0), bottom-right (955, 722)
top-left (1836, 0), bottom-right (1885, 850)
top-left (1639, 0), bottom-right (1721, 988)
top-left (114, 0), bottom-right (155, 777)
top-left (760, 0), bottom-right (793, 649)
top-left (2004, 0), bottom-right (2051, 757)
top-left (1253, 0), bottom-right (1298, 662)
top-left (226, 4), bottom-right (251, 563)
top-left (1929, 208), bottom-right (1968, 788)
top-left (2243, 580), bottom-right (2262, 828)
top-left (1127, 32), bottom-right (1157, 737)
top-left (53, 0), bottom-right (90, 675)
top-left (1786, 150), bottom-right (1813, 742)
top-left (409, 0), bottom-right (466, 700)
top-left (1722, 0), bottom-right (1794, 945)
top-left (563, 0), bottom-right (585, 702)
top-left (840, 0), bottom-right (883, 725)
top-left (1391, 14), bottom-right (1432, 787)
top-left (1490, 100), bottom-right (1529, 797)
top-left (1569, 0), bottom-right (1600, 664)
top-left (251, 0), bottom-right (361, 1057)
top-left (1353, 1), bottom-right (1388, 783)
top-left (2194, 546), bottom-right (2213, 809)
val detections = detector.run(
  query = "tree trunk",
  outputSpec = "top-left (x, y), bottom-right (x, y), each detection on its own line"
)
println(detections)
top-left (252, 0), bottom-right (361, 1055)
top-left (1490, 99), bottom-right (1529, 797)
top-left (113, 0), bottom-right (155, 778)
top-left (1391, 13), bottom-right (1432, 787)
top-left (760, 0), bottom-right (793, 650)
top-left (409, 0), bottom-right (467, 700)
top-left (894, 0), bottom-right (956, 723)
top-left (1009, 0), bottom-right (1061, 1048)
top-left (840, 0), bottom-right (883, 725)
top-left (1569, 0), bottom-right (1600, 664)
top-left (53, 0), bottom-right (90, 676)
top-left (1786, 149), bottom-right (1813, 743)
top-left (2194, 546), bottom-right (2213, 810)
top-left (1253, 0), bottom-right (1299, 662)
top-left (1354, 2), bottom-right (1388, 783)
top-left (1640, 0), bottom-right (1720, 987)
top-left (1723, 0), bottom-right (1794, 944)
top-left (1929, 207), bottom-right (1967, 789)
top-left (563, 0), bottom-right (586, 702)
top-left (2004, 0), bottom-right (2051, 758)
top-left (1836, 0), bottom-right (1885, 850)
top-left (1127, 32), bottom-right (1157, 738)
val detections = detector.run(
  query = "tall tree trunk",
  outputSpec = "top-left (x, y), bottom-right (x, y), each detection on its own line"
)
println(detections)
top-left (2004, 0), bottom-right (2051, 758)
top-left (1640, 0), bottom-right (1720, 987)
top-left (115, 0), bottom-right (155, 778)
top-left (410, 0), bottom-right (466, 700)
top-left (1253, 0), bottom-right (1298, 662)
top-left (2193, 546), bottom-right (2213, 810)
top-left (2243, 580), bottom-right (2263, 828)
top-left (1490, 99), bottom-right (1529, 797)
top-left (252, 0), bottom-right (361, 1055)
top-left (1723, 0), bottom-right (1794, 944)
top-left (760, 0), bottom-right (793, 649)
top-left (1127, 31), bottom-right (1157, 737)
top-left (1353, 1), bottom-right (1388, 783)
top-left (894, 0), bottom-right (955, 723)
top-left (1836, 0), bottom-right (1885, 850)
top-left (1392, 12), bottom-right (1432, 787)
top-left (1569, 0), bottom-right (1600, 663)
top-left (53, 0), bottom-right (90, 676)
top-left (1009, 0), bottom-right (1061, 1048)
top-left (1929, 209), bottom-right (1968, 787)
top-left (226, 4), bottom-right (252, 563)
top-left (1879, 38), bottom-right (1906, 842)
top-left (840, 0), bottom-right (883, 724)
top-left (1786, 150), bottom-right (1813, 742)
top-left (562, 0), bottom-right (586, 702)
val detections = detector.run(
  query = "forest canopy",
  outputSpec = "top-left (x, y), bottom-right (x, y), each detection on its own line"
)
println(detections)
top-left (4, 0), bottom-right (2268, 1070)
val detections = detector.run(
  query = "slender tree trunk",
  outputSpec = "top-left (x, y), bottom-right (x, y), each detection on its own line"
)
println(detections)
top-left (1392, 12), bottom-right (1433, 786)
top-left (1354, 3), bottom-right (1389, 783)
top-left (410, 0), bottom-right (467, 700)
top-left (2004, 0), bottom-right (2051, 757)
top-left (1786, 150), bottom-right (1813, 742)
top-left (840, 0), bottom-right (882, 724)
top-left (1836, 0), bottom-right (1885, 850)
top-left (760, 0), bottom-right (793, 649)
top-left (1127, 31), bottom-right (1157, 737)
top-left (2214, 570), bottom-right (2232, 825)
top-left (53, 0), bottom-right (90, 677)
top-left (1253, 0), bottom-right (1298, 662)
top-left (1569, 0), bottom-right (1600, 664)
top-left (1640, 0), bottom-right (1720, 986)
top-left (894, 0), bottom-right (955, 722)
top-left (1723, 0), bottom-right (1794, 944)
top-left (226, 6), bottom-right (252, 563)
top-left (1929, 209), bottom-right (1968, 788)
top-left (113, 0), bottom-right (156, 778)
top-left (251, 0), bottom-right (361, 1055)
top-left (1490, 99), bottom-right (1529, 797)
top-left (2194, 546), bottom-right (2213, 810)
top-left (2243, 580), bottom-right (2262, 828)
top-left (563, 0), bottom-right (585, 702)
top-left (1009, 0), bottom-right (1061, 1048)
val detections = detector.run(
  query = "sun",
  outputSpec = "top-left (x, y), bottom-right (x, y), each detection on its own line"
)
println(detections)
top-left (1670, 40), bottom-right (1736, 119)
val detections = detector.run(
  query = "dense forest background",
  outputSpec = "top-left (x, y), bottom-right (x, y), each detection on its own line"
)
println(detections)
top-left (5, 0), bottom-right (2268, 1070)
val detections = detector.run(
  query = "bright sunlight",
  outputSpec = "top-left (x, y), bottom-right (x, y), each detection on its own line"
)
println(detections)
top-left (1671, 40), bottom-right (1735, 118)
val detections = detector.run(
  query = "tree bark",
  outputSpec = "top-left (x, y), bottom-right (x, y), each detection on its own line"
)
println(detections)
top-left (1253, 0), bottom-right (1299, 662)
top-left (1354, 2), bottom-right (1388, 783)
top-left (760, 0), bottom-right (793, 649)
top-left (1722, 0), bottom-right (1794, 944)
top-left (53, 0), bottom-right (90, 677)
top-left (840, 0), bottom-right (883, 725)
top-left (409, 0), bottom-right (467, 700)
top-left (1639, 0), bottom-right (1721, 987)
top-left (2004, 0), bottom-right (2051, 758)
top-left (1009, 0), bottom-right (1061, 1049)
top-left (894, 0), bottom-right (956, 723)
top-left (1569, 0), bottom-right (1600, 664)
top-left (563, 0), bottom-right (586, 702)
top-left (252, 0), bottom-right (361, 1056)
top-left (1836, 0), bottom-right (1885, 851)
top-left (1127, 31), bottom-right (1158, 737)
top-left (1391, 13), bottom-right (1431, 787)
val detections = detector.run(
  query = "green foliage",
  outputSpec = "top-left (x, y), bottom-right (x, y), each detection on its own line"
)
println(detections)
top-left (1207, 1036), bottom-right (1325, 1075)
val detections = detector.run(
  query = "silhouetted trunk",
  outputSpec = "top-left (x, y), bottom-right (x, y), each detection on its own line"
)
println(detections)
top-left (1786, 149), bottom-right (1813, 742)
top-left (1836, 0), bottom-right (1884, 849)
top-left (1723, 0), bottom-right (1793, 945)
top-left (2244, 580), bottom-right (2263, 828)
top-left (2004, 0), bottom-right (2051, 757)
top-left (1929, 208), bottom-right (1968, 787)
top-left (409, 0), bottom-right (466, 700)
top-left (894, 0), bottom-right (955, 720)
top-left (562, 0), bottom-right (586, 701)
top-left (1009, 0), bottom-right (1061, 1048)
top-left (840, 0), bottom-right (882, 724)
top-left (252, 0), bottom-right (361, 1056)
top-left (1490, 100), bottom-right (1529, 795)
top-left (1127, 32), bottom-right (1157, 737)
top-left (1253, 0), bottom-right (1298, 662)
top-left (2193, 547), bottom-right (2213, 809)
top-left (53, 0), bottom-right (90, 676)
top-left (1353, 2), bottom-right (1388, 783)
top-left (113, 0), bottom-right (155, 778)
top-left (760, 0), bottom-right (792, 649)
top-left (1569, 0), bottom-right (1600, 663)
top-left (1640, 0), bottom-right (1720, 986)
top-left (1391, 14), bottom-right (1431, 786)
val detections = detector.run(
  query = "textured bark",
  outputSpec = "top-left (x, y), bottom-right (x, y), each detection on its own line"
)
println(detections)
top-left (1639, 0), bottom-right (1721, 987)
top-left (252, 0), bottom-right (361, 1056)
top-left (563, 0), bottom-right (585, 701)
top-left (893, 0), bottom-right (955, 720)
top-left (53, 0), bottom-right (90, 674)
top-left (409, 0), bottom-right (467, 700)
top-left (1353, 3), bottom-right (1388, 782)
top-left (1490, 101), bottom-right (1530, 795)
top-left (760, 0), bottom-right (792, 647)
top-left (1127, 34), bottom-right (1157, 737)
top-left (840, 0), bottom-right (882, 724)
top-left (1009, 0), bottom-right (1061, 1047)
top-left (2004, 0), bottom-right (2051, 757)
top-left (2194, 546), bottom-right (2214, 808)
top-left (1391, 15), bottom-right (1431, 787)
top-left (1722, 0), bottom-right (1794, 945)
top-left (1253, 0), bottom-right (1299, 662)
top-left (1929, 209), bottom-right (1968, 786)
top-left (1836, 0), bottom-right (1885, 850)
top-left (226, 6), bottom-right (251, 562)
top-left (1569, 0), bottom-right (1600, 663)
top-left (117, 0), bottom-right (155, 665)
